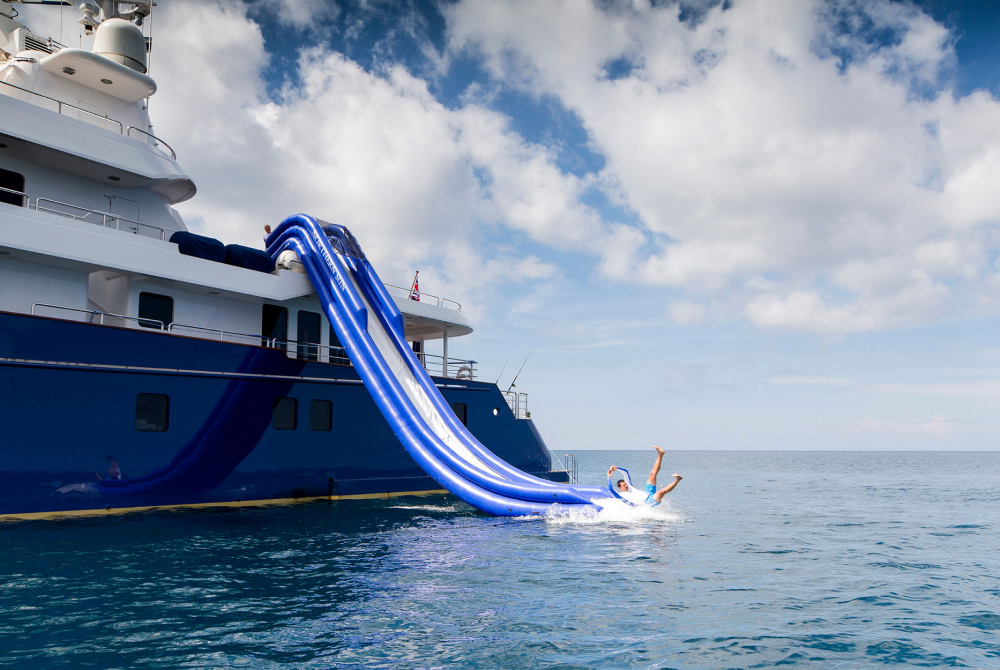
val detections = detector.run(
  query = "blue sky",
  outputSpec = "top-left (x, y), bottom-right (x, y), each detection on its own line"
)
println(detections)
top-left (25, 0), bottom-right (1000, 450)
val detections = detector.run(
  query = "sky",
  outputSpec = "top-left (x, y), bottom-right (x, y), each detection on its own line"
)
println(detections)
top-left (23, 0), bottom-right (1000, 451)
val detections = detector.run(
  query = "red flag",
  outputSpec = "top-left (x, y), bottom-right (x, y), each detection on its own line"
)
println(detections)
top-left (409, 271), bottom-right (420, 301)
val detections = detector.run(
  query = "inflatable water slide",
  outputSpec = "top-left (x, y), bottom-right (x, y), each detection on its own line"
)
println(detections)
top-left (265, 215), bottom-right (613, 517)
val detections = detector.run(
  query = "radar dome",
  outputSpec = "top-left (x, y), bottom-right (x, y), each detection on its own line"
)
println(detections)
top-left (93, 18), bottom-right (147, 73)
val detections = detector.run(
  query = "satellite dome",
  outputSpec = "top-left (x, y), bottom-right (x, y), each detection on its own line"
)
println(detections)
top-left (93, 18), bottom-right (147, 73)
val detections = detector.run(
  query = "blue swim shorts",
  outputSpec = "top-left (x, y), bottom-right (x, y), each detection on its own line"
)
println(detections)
top-left (644, 483), bottom-right (659, 506)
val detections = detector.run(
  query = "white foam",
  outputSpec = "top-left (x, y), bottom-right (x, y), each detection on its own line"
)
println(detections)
top-left (390, 505), bottom-right (461, 513)
top-left (542, 498), bottom-right (685, 526)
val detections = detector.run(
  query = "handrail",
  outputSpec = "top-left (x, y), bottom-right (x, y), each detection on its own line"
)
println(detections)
top-left (0, 79), bottom-right (123, 132)
top-left (27, 302), bottom-right (475, 377)
top-left (269, 338), bottom-right (351, 365)
top-left (0, 185), bottom-right (28, 206)
top-left (0, 80), bottom-right (177, 160)
top-left (31, 303), bottom-right (164, 330)
top-left (383, 283), bottom-right (462, 311)
top-left (168, 323), bottom-right (268, 345)
top-left (417, 351), bottom-right (477, 380)
top-left (34, 197), bottom-right (165, 240)
top-left (502, 391), bottom-right (530, 419)
top-left (127, 126), bottom-right (176, 160)
top-left (561, 453), bottom-right (579, 484)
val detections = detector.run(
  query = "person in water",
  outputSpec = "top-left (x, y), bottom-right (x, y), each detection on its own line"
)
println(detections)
top-left (607, 446), bottom-right (681, 506)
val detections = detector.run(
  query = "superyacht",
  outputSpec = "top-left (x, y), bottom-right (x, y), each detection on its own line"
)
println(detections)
top-left (0, 0), bottom-right (576, 518)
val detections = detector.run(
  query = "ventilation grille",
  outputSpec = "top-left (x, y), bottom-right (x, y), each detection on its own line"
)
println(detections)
top-left (22, 34), bottom-right (53, 54)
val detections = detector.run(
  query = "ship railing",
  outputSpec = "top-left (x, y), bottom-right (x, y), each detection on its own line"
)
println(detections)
top-left (0, 80), bottom-right (176, 159)
top-left (0, 79), bottom-right (123, 132)
top-left (502, 391), bottom-right (530, 419)
top-left (25, 303), bottom-right (479, 379)
top-left (417, 352), bottom-right (476, 380)
top-left (383, 283), bottom-right (462, 311)
top-left (560, 453), bottom-right (579, 485)
top-left (126, 126), bottom-right (176, 160)
top-left (31, 303), bottom-right (165, 330)
top-left (168, 323), bottom-right (269, 346)
top-left (34, 197), bottom-right (165, 240)
top-left (269, 338), bottom-right (352, 366)
top-left (0, 185), bottom-right (28, 207)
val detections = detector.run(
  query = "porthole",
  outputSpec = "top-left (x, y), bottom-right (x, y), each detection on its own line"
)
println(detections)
top-left (492, 408), bottom-right (499, 416)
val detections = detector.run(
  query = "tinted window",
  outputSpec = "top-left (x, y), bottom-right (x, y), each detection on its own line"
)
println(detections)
top-left (451, 402), bottom-right (467, 426)
top-left (310, 399), bottom-right (332, 431)
top-left (273, 397), bottom-right (297, 430)
top-left (262, 304), bottom-right (288, 349)
top-left (136, 393), bottom-right (169, 432)
top-left (138, 292), bottom-right (173, 329)
top-left (297, 310), bottom-right (320, 361)
top-left (0, 167), bottom-right (25, 207)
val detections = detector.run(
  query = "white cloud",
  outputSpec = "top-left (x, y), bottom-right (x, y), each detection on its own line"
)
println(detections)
top-left (770, 375), bottom-right (851, 387)
top-left (266, 0), bottom-right (341, 30)
top-left (445, 0), bottom-right (1000, 332)
top-left (848, 413), bottom-right (964, 437)
top-left (26, 0), bottom-right (1000, 337)
top-left (668, 300), bottom-right (707, 325)
top-left (146, 0), bottom-right (611, 304)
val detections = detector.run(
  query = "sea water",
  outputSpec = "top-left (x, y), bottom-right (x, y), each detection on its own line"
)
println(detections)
top-left (1, 450), bottom-right (998, 669)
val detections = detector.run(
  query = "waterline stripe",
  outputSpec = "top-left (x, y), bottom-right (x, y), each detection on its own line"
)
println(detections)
top-left (0, 489), bottom-right (451, 522)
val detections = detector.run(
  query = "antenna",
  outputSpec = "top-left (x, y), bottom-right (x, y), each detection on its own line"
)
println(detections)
top-left (506, 350), bottom-right (532, 393)
top-left (494, 359), bottom-right (508, 385)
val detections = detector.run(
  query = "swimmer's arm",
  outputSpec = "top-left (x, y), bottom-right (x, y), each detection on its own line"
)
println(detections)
top-left (607, 465), bottom-right (618, 478)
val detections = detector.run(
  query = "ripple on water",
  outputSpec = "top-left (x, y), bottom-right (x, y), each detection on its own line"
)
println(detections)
top-left (0, 451), bottom-right (997, 669)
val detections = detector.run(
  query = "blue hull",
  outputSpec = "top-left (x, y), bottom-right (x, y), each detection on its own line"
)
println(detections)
top-left (0, 311), bottom-right (565, 517)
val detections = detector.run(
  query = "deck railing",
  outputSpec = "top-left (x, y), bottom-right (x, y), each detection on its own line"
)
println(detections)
top-left (383, 283), bottom-right (462, 311)
top-left (502, 391), bottom-right (530, 419)
top-left (0, 185), bottom-right (29, 207)
top-left (0, 80), bottom-right (175, 159)
top-left (31, 303), bottom-right (164, 330)
top-left (561, 453), bottom-right (579, 485)
top-left (34, 197), bottom-right (165, 240)
top-left (27, 306), bottom-right (479, 379)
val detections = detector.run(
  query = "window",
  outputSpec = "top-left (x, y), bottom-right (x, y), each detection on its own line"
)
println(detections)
top-left (262, 304), bottom-right (288, 349)
top-left (272, 397), bottom-right (297, 430)
top-left (0, 167), bottom-right (25, 207)
top-left (136, 393), bottom-right (169, 432)
top-left (451, 402), bottom-right (467, 426)
top-left (138, 292), bottom-right (173, 329)
top-left (297, 310), bottom-right (321, 361)
top-left (328, 325), bottom-right (349, 364)
top-left (310, 399), bottom-right (332, 431)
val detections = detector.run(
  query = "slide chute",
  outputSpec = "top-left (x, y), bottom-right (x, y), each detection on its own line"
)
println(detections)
top-left (266, 214), bottom-right (611, 516)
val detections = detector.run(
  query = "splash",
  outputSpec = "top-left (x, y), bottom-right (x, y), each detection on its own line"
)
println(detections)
top-left (543, 498), bottom-right (684, 526)
top-left (390, 504), bottom-right (462, 513)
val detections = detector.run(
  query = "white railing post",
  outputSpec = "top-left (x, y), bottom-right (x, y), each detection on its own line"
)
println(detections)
top-left (442, 328), bottom-right (449, 378)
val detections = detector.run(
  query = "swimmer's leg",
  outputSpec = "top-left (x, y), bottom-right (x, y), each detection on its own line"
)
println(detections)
top-left (647, 446), bottom-right (665, 486)
top-left (653, 475), bottom-right (683, 503)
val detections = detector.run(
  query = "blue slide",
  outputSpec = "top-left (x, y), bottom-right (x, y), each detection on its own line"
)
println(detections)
top-left (266, 214), bottom-right (612, 517)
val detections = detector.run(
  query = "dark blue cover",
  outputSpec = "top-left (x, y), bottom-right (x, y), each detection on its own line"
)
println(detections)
top-left (170, 231), bottom-right (226, 263)
top-left (224, 244), bottom-right (274, 273)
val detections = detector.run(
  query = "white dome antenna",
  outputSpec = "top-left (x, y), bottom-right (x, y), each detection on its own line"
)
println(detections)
top-left (93, 17), bottom-right (147, 73)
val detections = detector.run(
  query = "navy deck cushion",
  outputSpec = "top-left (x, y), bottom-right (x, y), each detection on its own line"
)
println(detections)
top-left (224, 244), bottom-right (274, 274)
top-left (169, 231), bottom-right (226, 263)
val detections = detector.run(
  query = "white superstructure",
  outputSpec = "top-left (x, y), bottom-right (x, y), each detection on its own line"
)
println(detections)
top-left (0, 0), bottom-right (474, 378)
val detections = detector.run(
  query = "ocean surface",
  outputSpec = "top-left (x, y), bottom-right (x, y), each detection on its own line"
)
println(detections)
top-left (1, 450), bottom-right (998, 669)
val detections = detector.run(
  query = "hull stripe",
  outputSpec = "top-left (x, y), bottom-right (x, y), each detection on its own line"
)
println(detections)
top-left (0, 489), bottom-right (451, 522)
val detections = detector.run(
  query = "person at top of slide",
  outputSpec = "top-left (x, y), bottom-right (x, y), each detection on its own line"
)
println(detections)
top-left (608, 446), bottom-right (682, 506)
